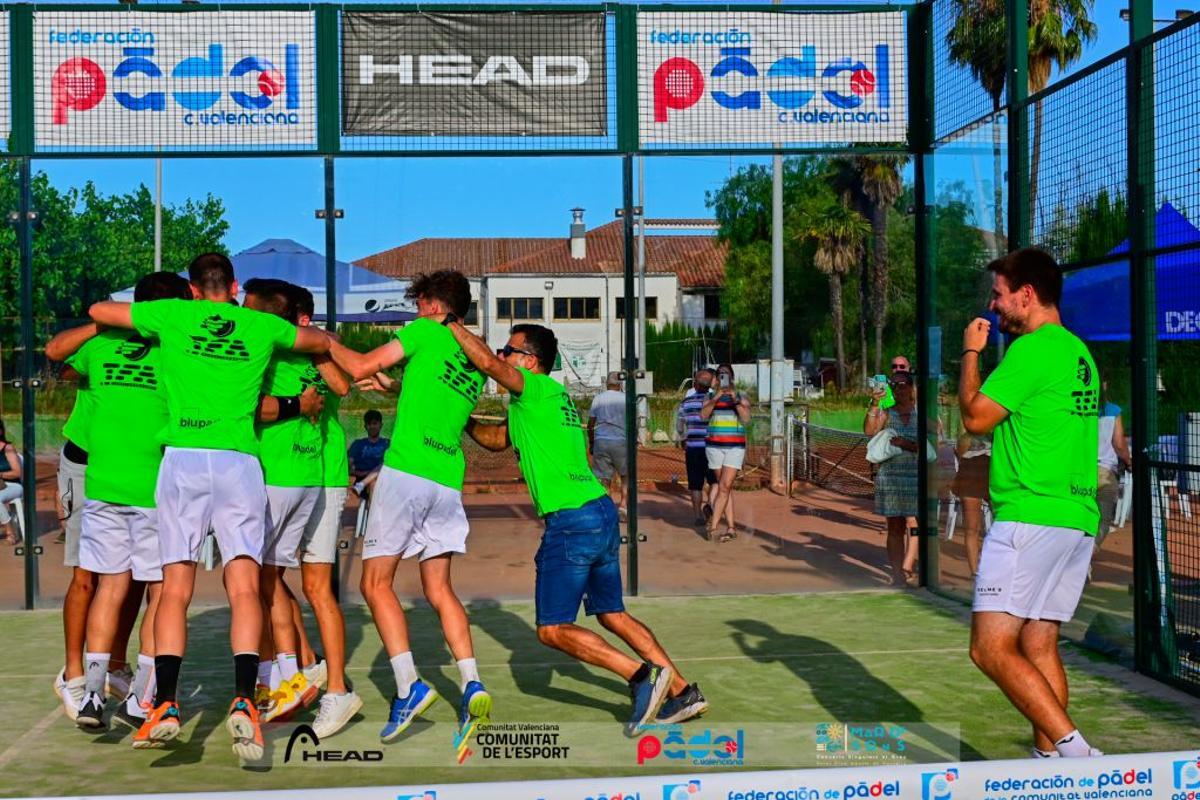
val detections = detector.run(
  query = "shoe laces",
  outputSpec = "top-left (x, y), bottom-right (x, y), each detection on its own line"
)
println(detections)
top-left (314, 693), bottom-right (337, 725)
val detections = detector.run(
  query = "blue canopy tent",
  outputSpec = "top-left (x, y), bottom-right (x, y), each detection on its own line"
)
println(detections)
top-left (114, 238), bottom-right (416, 324)
top-left (1060, 203), bottom-right (1200, 341)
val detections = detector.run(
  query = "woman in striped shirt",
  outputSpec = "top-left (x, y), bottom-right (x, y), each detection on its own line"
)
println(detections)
top-left (700, 364), bottom-right (751, 543)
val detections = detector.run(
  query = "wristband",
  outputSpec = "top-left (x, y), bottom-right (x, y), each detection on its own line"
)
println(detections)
top-left (961, 348), bottom-right (982, 358)
top-left (276, 395), bottom-right (301, 421)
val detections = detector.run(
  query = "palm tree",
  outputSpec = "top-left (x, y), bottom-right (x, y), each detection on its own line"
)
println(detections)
top-left (1027, 0), bottom-right (1097, 227)
top-left (947, 0), bottom-right (1008, 255)
top-left (856, 155), bottom-right (909, 373)
top-left (826, 158), bottom-right (873, 384)
top-left (800, 199), bottom-right (870, 390)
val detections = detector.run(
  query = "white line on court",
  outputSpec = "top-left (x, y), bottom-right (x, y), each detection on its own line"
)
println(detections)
top-left (0, 705), bottom-right (63, 770)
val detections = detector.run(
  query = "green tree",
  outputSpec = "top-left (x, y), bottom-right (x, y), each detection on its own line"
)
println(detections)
top-left (1065, 189), bottom-right (1128, 263)
top-left (799, 197), bottom-right (870, 389)
top-left (856, 155), bottom-right (910, 372)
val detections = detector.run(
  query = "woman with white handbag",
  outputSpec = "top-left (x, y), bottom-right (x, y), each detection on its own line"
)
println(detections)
top-left (864, 371), bottom-right (921, 586)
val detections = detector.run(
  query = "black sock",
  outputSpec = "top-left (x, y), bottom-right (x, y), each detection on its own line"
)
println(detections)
top-left (234, 652), bottom-right (259, 699)
top-left (629, 663), bottom-right (651, 686)
top-left (154, 655), bottom-right (183, 706)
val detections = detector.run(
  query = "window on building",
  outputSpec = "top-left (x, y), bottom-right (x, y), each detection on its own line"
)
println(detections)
top-left (496, 297), bottom-right (544, 320)
top-left (615, 297), bottom-right (659, 320)
top-left (464, 301), bottom-right (478, 327)
top-left (704, 293), bottom-right (721, 319)
top-left (553, 296), bottom-right (601, 320)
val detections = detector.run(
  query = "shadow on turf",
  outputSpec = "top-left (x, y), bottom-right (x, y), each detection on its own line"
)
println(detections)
top-left (728, 619), bottom-right (986, 763)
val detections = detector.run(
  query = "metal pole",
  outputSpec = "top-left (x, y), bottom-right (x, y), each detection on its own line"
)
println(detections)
top-left (323, 156), bottom-right (338, 332)
top-left (18, 158), bottom-right (39, 609)
top-left (153, 159), bottom-right (163, 272)
top-left (637, 156), bottom-right (647, 372)
top-left (621, 154), bottom-right (640, 596)
top-left (769, 154), bottom-right (785, 491)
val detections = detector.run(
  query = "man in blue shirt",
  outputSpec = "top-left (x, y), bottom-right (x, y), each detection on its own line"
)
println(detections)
top-left (348, 409), bottom-right (390, 497)
top-left (675, 368), bottom-right (717, 525)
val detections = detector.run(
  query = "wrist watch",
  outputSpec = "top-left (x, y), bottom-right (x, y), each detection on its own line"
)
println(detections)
top-left (442, 312), bottom-right (459, 326)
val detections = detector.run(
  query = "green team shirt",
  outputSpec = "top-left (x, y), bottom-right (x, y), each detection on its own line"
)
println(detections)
top-left (510, 368), bottom-right (607, 516)
top-left (131, 298), bottom-right (298, 455)
top-left (62, 372), bottom-right (94, 452)
top-left (257, 353), bottom-right (324, 487)
top-left (383, 318), bottom-right (484, 491)
top-left (981, 323), bottom-right (1100, 534)
top-left (66, 331), bottom-right (168, 508)
top-left (321, 390), bottom-right (349, 488)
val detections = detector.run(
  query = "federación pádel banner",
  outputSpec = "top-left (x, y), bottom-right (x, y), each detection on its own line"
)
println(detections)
top-left (34, 12), bottom-right (317, 150)
top-left (342, 13), bottom-right (608, 137)
top-left (638, 12), bottom-right (907, 145)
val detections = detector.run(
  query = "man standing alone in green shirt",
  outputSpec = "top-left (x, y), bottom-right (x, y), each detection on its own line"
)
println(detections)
top-left (443, 320), bottom-right (705, 736)
top-left (959, 248), bottom-right (1101, 758)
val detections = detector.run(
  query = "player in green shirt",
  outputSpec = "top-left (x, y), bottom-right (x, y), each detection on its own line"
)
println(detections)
top-left (959, 248), bottom-right (1101, 759)
top-left (327, 270), bottom-right (490, 744)
top-left (441, 319), bottom-right (705, 736)
top-left (89, 253), bottom-right (331, 761)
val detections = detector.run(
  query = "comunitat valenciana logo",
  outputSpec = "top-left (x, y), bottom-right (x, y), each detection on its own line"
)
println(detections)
top-left (921, 768), bottom-right (958, 800)
top-left (1174, 757), bottom-right (1200, 800)
top-left (652, 43), bottom-right (892, 126)
top-left (49, 30), bottom-right (302, 127)
top-left (662, 780), bottom-right (701, 800)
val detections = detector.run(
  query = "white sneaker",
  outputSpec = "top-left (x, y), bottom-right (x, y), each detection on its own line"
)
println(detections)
top-left (303, 659), bottom-right (328, 693)
top-left (54, 668), bottom-right (86, 721)
top-left (106, 666), bottom-right (134, 700)
top-left (1088, 747), bottom-right (1105, 757)
top-left (312, 691), bottom-right (363, 739)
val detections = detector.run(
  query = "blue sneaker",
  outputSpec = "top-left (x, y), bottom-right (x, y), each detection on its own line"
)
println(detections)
top-left (457, 681), bottom-right (492, 736)
top-left (656, 682), bottom-right (709, 724)
top-left (624, 663), bottom-right (673, 738)
top-left (379, 679), bottom-right (440, 743)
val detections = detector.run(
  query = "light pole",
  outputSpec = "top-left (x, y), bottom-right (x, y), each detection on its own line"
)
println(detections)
top-left (153, 159), bottom-right (162, 272)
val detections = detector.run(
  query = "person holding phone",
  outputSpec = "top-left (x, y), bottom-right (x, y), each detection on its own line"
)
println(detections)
top-left (700, 364), bottom-right (751, 543)
top-left (865, 370), bottom-right (921, 586)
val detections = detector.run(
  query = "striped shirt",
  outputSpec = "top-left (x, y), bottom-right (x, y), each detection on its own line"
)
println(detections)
top-left (677, 389), bottom-right (710, 449)
top-left (707, 393), bottom-right (747, 449)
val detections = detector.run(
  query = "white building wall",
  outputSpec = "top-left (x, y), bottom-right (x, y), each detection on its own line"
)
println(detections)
top-left (482, 273), bottom-right (678, 388)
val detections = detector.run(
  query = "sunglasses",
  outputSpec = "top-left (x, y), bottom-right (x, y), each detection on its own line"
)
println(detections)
top-left (497, 344), bottom-right (535, 358)
top-left (891, 363), bottom-right (909, 370)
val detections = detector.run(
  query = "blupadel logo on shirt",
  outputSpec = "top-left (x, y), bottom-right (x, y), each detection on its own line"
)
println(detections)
top-left (1071, 357), bottom-right (1099, 417)
top-left (189, 315), bottom-right (250, 362)
top-left (100, 335), bottom-right (158, 390)
top-left (437, 351), bottom-right (484, 403)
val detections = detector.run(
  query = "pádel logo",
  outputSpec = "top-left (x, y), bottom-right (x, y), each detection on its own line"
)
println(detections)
top-left (842, 779), bottom-right (900, 798)
top-left (50, 34), bottom-right (302, 127)
top-left (1174, 757), bottom-right (1200, 799)
top-left (637, 728), bottom-right (744, 766)
top-left (662, 780), bottom-right (701, 800)
top-left (653, 45), bottom-right (891, 123)
top-left (921, 768), bottom-right (958, 800)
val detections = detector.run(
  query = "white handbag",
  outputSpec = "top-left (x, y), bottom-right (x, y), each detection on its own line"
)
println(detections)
top-left (866, 429), bottom-right (902, 464)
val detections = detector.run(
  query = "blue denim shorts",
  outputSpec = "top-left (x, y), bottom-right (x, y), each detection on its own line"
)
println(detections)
top-left (535, 495), bottom-right (625, 626)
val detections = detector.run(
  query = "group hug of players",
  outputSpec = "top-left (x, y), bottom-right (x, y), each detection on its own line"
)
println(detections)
top-left (48, 254), bottom-right (707, 763)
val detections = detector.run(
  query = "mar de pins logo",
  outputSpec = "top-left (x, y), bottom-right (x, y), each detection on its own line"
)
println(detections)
top-left (190, 314), bottom-right (250, 361)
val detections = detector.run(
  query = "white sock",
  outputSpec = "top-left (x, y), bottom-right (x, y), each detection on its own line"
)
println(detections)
top-left (277, 652), bottom-right (299, 680)
top-left (1055, 730), bottom-right (1092, 757)
top-left (84, 652), bottom-right (110, 696)
top-left (270, 660), bottom-right (283, 690)
top-left (1033, 747), bottom-right (1060, 758)
top-left (456, 658), bottom-right (481, 691)
top-left (130, 653), bottom-right (154, 700)
top-left (353, 481), bottom-right (366, 495)
top-left (257, 659), bottom-right (273, 688)
top-left (141, 669), bottom-right (157, 708)
top-left (390, 652), bottom-right (419, 698)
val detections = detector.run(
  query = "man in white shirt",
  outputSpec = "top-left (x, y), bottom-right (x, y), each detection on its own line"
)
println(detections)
top-left (588, 372), bottom-right (629, 517)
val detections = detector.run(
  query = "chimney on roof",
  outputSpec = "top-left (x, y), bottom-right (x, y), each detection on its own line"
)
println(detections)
top-left (569, 208), bottom-right (586, 260)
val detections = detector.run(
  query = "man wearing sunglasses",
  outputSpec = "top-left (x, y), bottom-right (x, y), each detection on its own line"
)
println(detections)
top-left (442, 320), bottom-right (706, 736)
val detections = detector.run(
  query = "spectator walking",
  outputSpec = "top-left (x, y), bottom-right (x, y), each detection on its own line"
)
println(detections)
top-left (348, 409), bottom-right (390, 497)
top-left (589, 372), bottom-right (629, 517)
top-left (701, 364), bottom-right (750, 543)
top-left (865, 370), bottom-right (920, 586)
top-left (676, 369), bottom-right (717, 526)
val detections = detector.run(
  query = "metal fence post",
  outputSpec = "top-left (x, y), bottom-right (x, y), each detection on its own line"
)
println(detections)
top-left (622, 154), bottom-right (640, 597)
top-left (1006, 0), bottom-right (1030, 249)
top-left (16, 157), bottom-right (39, 609)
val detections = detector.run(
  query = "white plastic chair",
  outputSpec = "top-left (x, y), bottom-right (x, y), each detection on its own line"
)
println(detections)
top-left (1114, 470), bottom-right (1133, 529)
top-left (201, 530), bottom-right (217, 571)
top-left (3, 454), bottom-right (26, 543)
top-left (354, 493), bottom-right (371, 539)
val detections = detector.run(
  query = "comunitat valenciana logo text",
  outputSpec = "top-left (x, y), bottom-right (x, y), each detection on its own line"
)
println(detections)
top-left (49, 29), bottom-right (303, 127)
top-left (652, 43), bottom-right (892, 126)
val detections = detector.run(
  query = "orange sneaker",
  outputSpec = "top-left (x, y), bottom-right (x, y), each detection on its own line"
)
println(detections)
top-left (226, 696), bottom-right (263, 762)
top-left (132, 701), bottom-right (181, 749)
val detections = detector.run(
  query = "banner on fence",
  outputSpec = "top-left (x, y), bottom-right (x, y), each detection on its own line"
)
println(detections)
top-left (638, 12), bottom-right (907, 145)
top-left (0, 13), bottom-right (9, 147)
top-left (342, 12), bottom-right (608, 137)
top-left (34, 12), bottom-right (317, 150)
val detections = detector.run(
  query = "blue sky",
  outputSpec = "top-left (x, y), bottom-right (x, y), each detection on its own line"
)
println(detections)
top-left (34, 0), bottom-right (1194, 262)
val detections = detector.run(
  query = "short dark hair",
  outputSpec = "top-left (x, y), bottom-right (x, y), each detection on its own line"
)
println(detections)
top-left (288, 285), bottom-right (316, 319)
top-left (243, 278), bottom-right (297, 322)
top-left (511, 324), bottom-right (558, 373)
top-left (407, 270), bottom-right (471, 317)
top-left (188, 252), bottom-right (235, 294)
top-left (364, 409), bottom-right (383, 425)
top-left (987, 247), bottom-right (1063, 307)
top-left (134, 272), bottom-right (192, 303)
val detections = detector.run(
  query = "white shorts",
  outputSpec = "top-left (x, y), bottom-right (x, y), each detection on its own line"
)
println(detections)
top-left (707, 447), bottom-right (746, 471)
top-left (974, 522), bottom-right (1094, 622)
top-left (363, 466), bottom-right (469, 562)
top-left (155, 448), bottom-right (268, 567)
top-left (58, 450), bottom-right (87, 568)
top-left (300, 487), bottom-right (347, 565)
top-left (79, 501), bottom-right (162, 582)
top-left (263, 485), bottom-right (321, 569)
